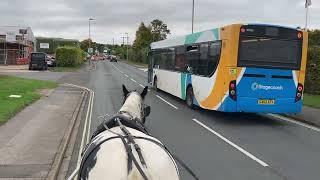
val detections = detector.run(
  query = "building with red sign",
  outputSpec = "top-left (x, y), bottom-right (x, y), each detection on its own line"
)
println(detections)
top-left (0, 26), bottom-right (35, 65)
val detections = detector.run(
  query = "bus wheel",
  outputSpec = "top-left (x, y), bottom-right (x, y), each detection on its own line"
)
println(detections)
top-left (154, 77), bottom-right (158, 91)
top-left (186, 87), bottom-right (194, 109)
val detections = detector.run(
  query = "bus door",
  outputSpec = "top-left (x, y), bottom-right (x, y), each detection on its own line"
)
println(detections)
top-left (147, 51), bottom-right (153, 83)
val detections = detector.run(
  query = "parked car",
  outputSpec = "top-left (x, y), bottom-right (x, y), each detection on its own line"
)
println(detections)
top-left (46, 56), bottom-right (56, 67)
top-left (110, 56), bottom-right (118, 62)
top-left (29, 52), bottom-right (48, 70)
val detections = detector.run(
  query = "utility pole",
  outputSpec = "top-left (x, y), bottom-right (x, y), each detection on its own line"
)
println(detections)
top-left (112, 38), bottom-right (114, 55)
top-left (192, 0), bottom-right (195, 33)
top-left (121, 36), bottom-right (126, 59)
top-left (125, 33), bottom-right (129, 61)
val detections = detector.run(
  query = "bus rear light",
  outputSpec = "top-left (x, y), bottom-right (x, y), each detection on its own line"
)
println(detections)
top-left (229, 80), bottom-right (237, 101)
top-left (240, 28), bottom-right (246, 33)
top-left (297, 32), bottom-right (302, 38)
top-left (295, 83), bottom-right (303, 102)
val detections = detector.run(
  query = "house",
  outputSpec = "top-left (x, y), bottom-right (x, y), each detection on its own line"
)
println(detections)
top-left (0, 26), bottom-right (35, 65)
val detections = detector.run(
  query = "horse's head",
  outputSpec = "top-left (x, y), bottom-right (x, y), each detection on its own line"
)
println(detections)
top-left (121, 84), bottom-right (150, 123)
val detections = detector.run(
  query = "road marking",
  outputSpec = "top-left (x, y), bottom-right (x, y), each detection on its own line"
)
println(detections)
top-left (63, 84), bottom-right (94, 164)
top-left (192, 118), bottom-right (269, 167)
top-left (111, 62), bottom-right (151, 92)
top-left (86, 90), bottom-right (95, 144)
top-left (156, 95), bottom-right (178, 109)
top-left (139, 83), bottom-right (145, 88)
top-left (267, 114), bottom-right (320, 133)
top-left (130, 78), bottom-right (137, 83)
top-left (62, 83), bottom-right (94, 180)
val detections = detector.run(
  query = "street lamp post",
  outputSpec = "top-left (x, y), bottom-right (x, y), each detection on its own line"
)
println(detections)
top-left (192, 0), bottom-right (195, 33)
top-left (88, 18), bottom-right (94, 65)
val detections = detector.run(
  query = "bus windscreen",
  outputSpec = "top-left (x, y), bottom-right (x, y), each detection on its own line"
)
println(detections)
top-left (238, 25), bottom-right (303, 70)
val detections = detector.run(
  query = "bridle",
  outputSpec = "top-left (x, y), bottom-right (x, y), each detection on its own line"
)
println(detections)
top-left (79, 94), bottom-right (199, 180)
top-left (79, 113), bottom-right (178, 180)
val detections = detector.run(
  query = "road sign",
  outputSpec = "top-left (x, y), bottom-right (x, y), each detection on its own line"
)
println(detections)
top-left (88, 48), bottom-right (93, 54)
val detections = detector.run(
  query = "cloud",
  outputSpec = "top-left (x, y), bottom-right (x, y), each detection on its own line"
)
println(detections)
top-left (1, 0), bottom-right (319, 44)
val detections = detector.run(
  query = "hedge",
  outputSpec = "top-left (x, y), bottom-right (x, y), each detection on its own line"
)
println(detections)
top-left (128, 47), bottom-right (149, 64)
top-left (305, 46), bottom-right (320, 94)
top-left (55, 47), bottom-right (84, 67)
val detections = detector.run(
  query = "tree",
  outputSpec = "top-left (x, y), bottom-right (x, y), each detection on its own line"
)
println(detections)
top-left (96, 43), bottom-right (105, 53)
top-left (308, 29), bottom-right (320, 47)
top-left (80, 39), bottom-right (107, 54)
top-left (80, 39), bottom-right (93, 53)
top-left (150, 19), bottom-right (170, 41)
top-left (129, 19), bottom-right (170, 63)
top-left (133, 22), bottom-right (153, 49)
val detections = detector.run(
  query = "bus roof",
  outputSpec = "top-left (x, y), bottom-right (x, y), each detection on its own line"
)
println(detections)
top-left (151, 27), bottom-right (220, 50)
top-left (150, 23), bottom-right (302, 50)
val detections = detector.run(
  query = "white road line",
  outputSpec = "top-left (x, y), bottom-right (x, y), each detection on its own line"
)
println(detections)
top-left (86, 90), bottom-right (95, 144)
top-left (63, 83), bottom-right (94, 165)
top-left (111, 63), bottom-right (124, 73)
top-left (130, 78), bottom-right (137, 83)
top-left (111, 63), bottom-right (151, 91)
top-left (139, 84), bottom-right (145, 88)
top-left (267, 114), bottom-right (320, 133)
top-left (156, 95), bottom-right (178, 109)
top-left (192, 118), bottom-right (269, 167)
top-left (62, 83), bottom-right (94, 180)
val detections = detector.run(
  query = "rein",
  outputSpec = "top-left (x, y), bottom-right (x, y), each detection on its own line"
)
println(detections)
top-left (115, 118), bottom-right (149, 180)
top-left (78, 113), bottom-right (199, 180)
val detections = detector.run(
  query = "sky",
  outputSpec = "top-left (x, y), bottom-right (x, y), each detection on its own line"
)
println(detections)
top-left (1, 0), bottom-right (319, 44)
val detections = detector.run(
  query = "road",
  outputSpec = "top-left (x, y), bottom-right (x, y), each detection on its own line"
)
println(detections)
top-left (68, 60), bottom-right (320, 180)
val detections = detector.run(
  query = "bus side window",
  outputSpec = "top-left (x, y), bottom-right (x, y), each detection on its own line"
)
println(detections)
top-left (174, 46), bottom-right (186, 72)
top-left (186, 44), bottom-right (200, 74)
top-left (208, 41), bottom-right (222, 76)
top-left (199, 43), bottom-right (209, 76)
top-left (166, 48), bottom-right (175, 70)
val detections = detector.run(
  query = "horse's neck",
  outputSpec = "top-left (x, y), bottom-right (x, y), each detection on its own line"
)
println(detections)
top-left (120, 93), bottom-right (142, 120)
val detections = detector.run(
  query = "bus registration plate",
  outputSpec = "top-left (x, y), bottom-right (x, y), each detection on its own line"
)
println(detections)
top-left (258, 99), bottom-right (275, 105)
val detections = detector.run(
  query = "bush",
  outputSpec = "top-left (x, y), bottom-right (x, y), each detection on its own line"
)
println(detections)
top-left (128, 47), bottom-right (149, 64)
top-left (55, 47), bottom-right (84, 67)
top-left (305, 46), bottom-right (320, 94)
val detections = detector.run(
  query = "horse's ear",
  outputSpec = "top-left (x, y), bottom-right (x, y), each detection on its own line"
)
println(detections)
top-left (141, 86), bottom-right (148, 99)
top-left (122, 84), bottom-right (129, 97)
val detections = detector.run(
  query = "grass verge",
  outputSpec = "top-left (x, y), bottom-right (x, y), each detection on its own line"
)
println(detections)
top-left (303, 94), bottom-right (320, 109)
top-left (0, 75), bottom-right (57, 125)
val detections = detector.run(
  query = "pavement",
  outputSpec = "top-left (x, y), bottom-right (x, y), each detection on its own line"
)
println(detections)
top-left (63, 61), bottom-right (320, 180)
top-left (0, 64), bottom-right (29, 72)
top-left (0, 85), bottom-right (84, 179)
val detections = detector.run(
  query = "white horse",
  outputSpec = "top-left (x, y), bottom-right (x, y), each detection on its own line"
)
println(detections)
top-left (78, 85), bottom-right (180, 180)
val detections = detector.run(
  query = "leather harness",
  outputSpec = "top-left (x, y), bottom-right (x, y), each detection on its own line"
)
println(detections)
top-left (78, 112), bottom-right (199, 180)
top-left (79, 113), bottom-right (177, 180)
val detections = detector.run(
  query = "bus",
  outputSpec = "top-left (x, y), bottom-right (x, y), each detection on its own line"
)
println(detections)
top-left (147, 24), bottom-right (308, 113)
